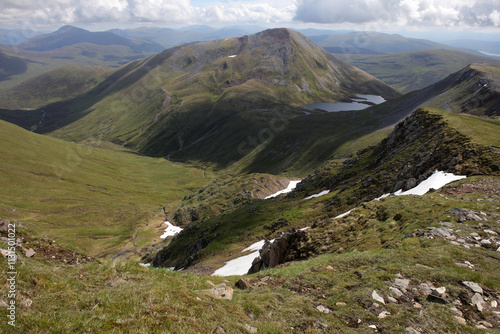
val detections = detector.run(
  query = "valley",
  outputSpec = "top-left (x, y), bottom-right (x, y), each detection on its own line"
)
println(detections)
top-left (0, 25), bottom-right (499, 333)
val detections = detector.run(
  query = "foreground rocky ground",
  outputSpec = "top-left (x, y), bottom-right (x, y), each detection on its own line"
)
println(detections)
top-left (0, 176), bottom-right (498, 333)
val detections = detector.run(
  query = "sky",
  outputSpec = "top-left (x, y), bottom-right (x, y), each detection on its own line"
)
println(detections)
top-left (1, 0), bottom-right (499, 37)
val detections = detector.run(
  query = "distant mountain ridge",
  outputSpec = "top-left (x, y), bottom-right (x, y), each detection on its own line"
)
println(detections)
top-left (0, 28), bottom-right (400, 174)
top-left (18, 25), bottom-right (164, 53)
top-left (335, 49), bottom-right (500, 93)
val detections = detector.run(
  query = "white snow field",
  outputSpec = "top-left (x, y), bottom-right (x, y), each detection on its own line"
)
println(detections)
top-left (304, 190), bottom-right (330, 200)
top-left (160, 221), bottom-right (183, 239)
top-left (265, 180), bottom-right (301, 199)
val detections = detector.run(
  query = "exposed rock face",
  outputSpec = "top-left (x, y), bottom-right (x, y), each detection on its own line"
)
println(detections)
top-left (247, 229), bottom-right (308, 274)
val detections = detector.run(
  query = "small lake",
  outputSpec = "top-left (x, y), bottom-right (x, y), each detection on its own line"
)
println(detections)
top-left (304, 94), bottom-right (386, 112)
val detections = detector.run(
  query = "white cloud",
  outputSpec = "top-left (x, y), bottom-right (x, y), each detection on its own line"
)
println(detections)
top-left (0, 0), bottom-right (297, 28)
top-left (201, 3), bottom-right (295, 24)
top-left (294, 0), bottom-right (500, 28)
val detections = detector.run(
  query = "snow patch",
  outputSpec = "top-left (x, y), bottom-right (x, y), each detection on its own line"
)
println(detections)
top-left (212, 251), bottom-right (259, 276)
top-left (335, 209), bottom-right (353, 219)
top-left (266, 180), bottom-right (301, 199)
top-left (304, 190), bottom-right (330, 200)
top-left (139, 263), bottom-right (151, 268)
top-left (213, 239), bottom-right (275, 276)
top-left (160, 221), bottom-right (183, 239)
top-left (242, 240), bottom-right (267, 252)
top-left (394, 171), bottom-right (466, 196)
top-left (335, 171), bottom-right (466, 219)
top-left (228, 55), bottom-right (237, 58)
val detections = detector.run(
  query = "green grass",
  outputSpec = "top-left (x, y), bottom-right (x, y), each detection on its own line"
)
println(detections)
top-left (0, 119), bottom-right (212, 258)
top-left (1, 218), bottom-right (498, 333)
top-left (426, 107), bottom-right (500, 147)
top-left (0, 43), bottom-right (156, 90)
top-left (0, 65), bottom-right (115, 109)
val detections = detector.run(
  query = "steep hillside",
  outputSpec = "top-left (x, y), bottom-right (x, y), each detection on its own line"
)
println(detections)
top-left (334, 49), bottom-right (500, 93)
top-left (0, 28), bottom-right (400, 174)
top-left (151, 108), bottom-right (500, 272)
top-left (0, 119), bottom-right (212, 258)
top-left (1, 108), bottom-right (499, 333)
top-left (388, 63), bottom-right (500, 118)
top-left (0, 51), bottom-right (28, 81)
top-left (0, 65), bottom-right (115, 109)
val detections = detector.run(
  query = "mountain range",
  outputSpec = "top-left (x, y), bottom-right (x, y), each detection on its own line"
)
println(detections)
top-left (0, 28), bottom-right (400, 174)
top-left (0, 26), bottom-right (499, 333)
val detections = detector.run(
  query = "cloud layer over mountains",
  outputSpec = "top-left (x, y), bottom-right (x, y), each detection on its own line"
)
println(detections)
top-left (1, 0), bottom-right (499, 31)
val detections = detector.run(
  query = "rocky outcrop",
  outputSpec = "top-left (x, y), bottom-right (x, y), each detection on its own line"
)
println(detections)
top-left (247, 229), bottom-right (308, 274)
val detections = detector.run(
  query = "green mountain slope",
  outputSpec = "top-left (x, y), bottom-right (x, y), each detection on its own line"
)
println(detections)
top-left (389, 63), bottom-right (500, 118)
top-left (334, 49), bottom-right (500, 93)
top-left (0, 65), bottom-right (116, 109)
top-left (152, 107), bottom-right (500, 271)
top-left (0, 26), bottom-right (163, 89)
top-left (0, 28), bottom-right (400, 174)
top-left (0, 119), bottom-right (212, 258)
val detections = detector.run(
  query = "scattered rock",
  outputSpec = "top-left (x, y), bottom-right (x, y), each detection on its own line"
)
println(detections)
top-left (326, 265), bottom-right (334, 270)
top-left (455, 316), bottom-right (467, 325)
top-left (462, 281), bottom-right (483, 294)
top-left (433, 287), bottom-right (446, 296)
top-left (484, 229), bottom-right (498, 235)
top-left (247, 229), bottom-right (307, 274)
top-left (378, 311), bottom-right (390, 319)
top-left (471, 293), bottom-right (485, 312)
top-left (208, 283), bottom-right (233, 301)
top-left (405, 327), bottom-right (421, 334)
top-left (24, 248), bottom-right (36, 258)
top-left (0, 249), bottom-right (10, 258)
top-left (429, 227), bottom-right (453, 238)
top-left (336, 302), bottom-right (347, 306)
top-left (450, 306), bottom-right (463, 316)
top-left (418, 282), bottom-right (434, 296)
top-left (0, 299), bottom-right (8, 308)
top-left (491, 300), bottom-right (498, 308)
top-left (21, 298), bottom-right (32, 308)
top-left (449, 208), bottom-right (484, 222)
top-left (394, 278), bottom-right (410, 291)
top-left (213, 325), bottom-right (226, 334)
top-left (481, 239), bottom-right (492, 245)
top-left (389, 287), bottom-right (404, 298)
top-left (244, 324), bottom-right (257, 333)
top-left (456, 261), bottom-right (475, 269)
top-left (372, 290), bottom-right (385, 304)
top-left (316, 305), bottom-right (330, 314)
top-left (0, 220), bottom-right (9, 231)
top-left (387, 296), bottom-right (398, 304)
top-left (235, 279), bottom-right (251, 290)
top-left (116, 319), bottom-right (125, 324)
top-left (414, 302), bottom-right (422, 308)
top-left (477, 321), bottom-right (493, 328)
top-left (427, 292), bottom-right (448, 304)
